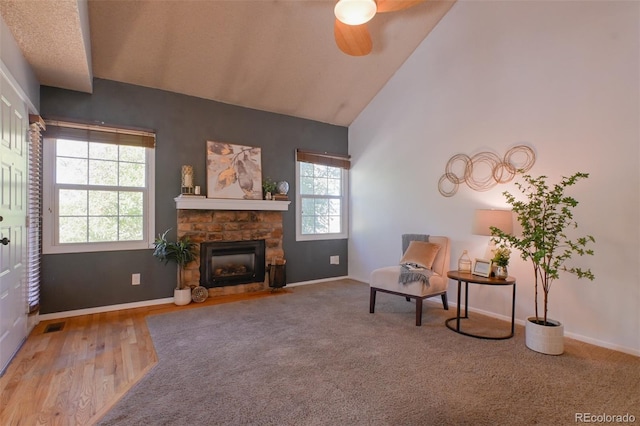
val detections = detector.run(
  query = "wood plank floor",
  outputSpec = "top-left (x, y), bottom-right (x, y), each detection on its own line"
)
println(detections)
top-left (0, 289), bottom-right (288, 425)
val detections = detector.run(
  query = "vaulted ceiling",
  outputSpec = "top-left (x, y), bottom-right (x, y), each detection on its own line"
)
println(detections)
top-left (0, 0), bottom-right (454, 126)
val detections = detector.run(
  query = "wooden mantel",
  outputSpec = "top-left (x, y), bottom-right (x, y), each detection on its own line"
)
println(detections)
top-left (174, 196), bottom-right (290, 211)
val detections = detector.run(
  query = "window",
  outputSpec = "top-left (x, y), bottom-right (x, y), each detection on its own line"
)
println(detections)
top-left (295, 149), bottom-right (349, 241)
top-left (43, 121), bottom-right (155, 254)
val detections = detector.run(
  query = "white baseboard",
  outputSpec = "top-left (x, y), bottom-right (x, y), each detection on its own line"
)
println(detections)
top-left (38, 277), bottom-right (354, 321)
top-left (38, 297), bottom-right (174, 321)
top-left (443, 301), bottom-right (640, 357)
top-left (286, 275), bottom-right (351, 287)
top-left (562, 331), bottom-right (640, 357)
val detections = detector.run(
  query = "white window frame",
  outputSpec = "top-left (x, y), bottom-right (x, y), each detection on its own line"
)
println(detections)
top-left (42, 137), bottom-right (155, 254)
top-left (295, 160), bottom-right (349, 241)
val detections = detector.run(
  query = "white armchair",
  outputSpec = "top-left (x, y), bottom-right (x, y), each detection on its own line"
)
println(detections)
top-left (369, 235), bottom-right (451, 326)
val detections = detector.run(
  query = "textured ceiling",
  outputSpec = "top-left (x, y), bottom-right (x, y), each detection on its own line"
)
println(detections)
top-left (1, 0), bottom-right (454, 126)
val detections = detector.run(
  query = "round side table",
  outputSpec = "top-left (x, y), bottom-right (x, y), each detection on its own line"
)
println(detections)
top-left (445, 270), bottom-right (516, 340)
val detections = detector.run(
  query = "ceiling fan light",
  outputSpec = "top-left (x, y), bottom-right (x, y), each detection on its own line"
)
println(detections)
top-left (334, 0), bottom-right (377, 26)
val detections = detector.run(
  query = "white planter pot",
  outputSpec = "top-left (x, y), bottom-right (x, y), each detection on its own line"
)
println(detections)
top-left (174, 288), bottom-right (192, 306)
top-left (525, 317), bottom-right (564, 355)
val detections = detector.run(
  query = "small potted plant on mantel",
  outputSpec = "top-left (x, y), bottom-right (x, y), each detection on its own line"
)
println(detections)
top-left (153, 229), bottom-right (198, 306)
top-left (262, 177), bottom-right (278, 200)
top-left (490, 172), bottom-right (595, 355)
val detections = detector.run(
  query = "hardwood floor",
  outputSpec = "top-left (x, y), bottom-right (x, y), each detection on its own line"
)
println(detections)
top-left (0, 289), bottom-right (288, 425)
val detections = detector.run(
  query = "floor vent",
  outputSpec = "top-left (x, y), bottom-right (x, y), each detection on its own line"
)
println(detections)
top-left (44, 322), bottom-right (65, 333)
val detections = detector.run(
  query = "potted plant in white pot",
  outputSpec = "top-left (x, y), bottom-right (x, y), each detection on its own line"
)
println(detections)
top-left (153, 229), bottom-right (198, 306)
top-left (490, 172), bottom-right (595, 355)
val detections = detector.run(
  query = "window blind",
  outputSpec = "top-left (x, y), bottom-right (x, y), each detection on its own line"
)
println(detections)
top-left (296, 149), bottom-right (351, 170)
top-left (43, 119), bottom-right (156, 148)
top-left (27, 115), bottom-right (45, 313)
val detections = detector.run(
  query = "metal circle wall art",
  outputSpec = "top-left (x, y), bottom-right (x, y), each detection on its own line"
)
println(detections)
top-left (438, 145), bottom-right (536, 197)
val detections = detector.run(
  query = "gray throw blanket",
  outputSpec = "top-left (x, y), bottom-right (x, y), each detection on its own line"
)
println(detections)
top-left (399, 264), bottom-right (434, 285)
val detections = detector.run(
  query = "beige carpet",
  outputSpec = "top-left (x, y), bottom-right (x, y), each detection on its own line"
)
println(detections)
top-left (98, 280), bottom-right (640, 425)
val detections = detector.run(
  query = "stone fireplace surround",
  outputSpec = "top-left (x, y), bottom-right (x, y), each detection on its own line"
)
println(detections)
top-left (177, 207), bottom-right (285, 298)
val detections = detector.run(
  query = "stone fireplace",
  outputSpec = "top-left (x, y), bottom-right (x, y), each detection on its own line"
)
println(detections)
top-left (176, 200), bottom-right (287, 297)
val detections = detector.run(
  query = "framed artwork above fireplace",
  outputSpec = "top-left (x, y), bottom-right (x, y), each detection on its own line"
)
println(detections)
top-left (206, 141), bottom-right (263, 200)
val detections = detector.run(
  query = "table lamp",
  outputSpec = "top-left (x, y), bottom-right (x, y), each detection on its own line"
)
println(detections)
top-left (473, 209), bottom-right (513, 259)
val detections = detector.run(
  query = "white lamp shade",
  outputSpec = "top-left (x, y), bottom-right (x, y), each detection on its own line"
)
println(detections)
top-left (334, 0), bottom-right (377, 26)
top-left (473, 209), bottom-right (513, 236)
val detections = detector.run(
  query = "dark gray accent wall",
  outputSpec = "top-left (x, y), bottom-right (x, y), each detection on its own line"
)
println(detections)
top-left (39, 79), bottom-right (348, 314)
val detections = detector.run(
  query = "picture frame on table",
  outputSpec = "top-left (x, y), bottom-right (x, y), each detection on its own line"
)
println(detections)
top-left (472, 258), bottom-right (492, 278)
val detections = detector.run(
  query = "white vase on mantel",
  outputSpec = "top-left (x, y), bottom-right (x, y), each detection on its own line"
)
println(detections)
top-left (525, 317), bottom-right (564, 355)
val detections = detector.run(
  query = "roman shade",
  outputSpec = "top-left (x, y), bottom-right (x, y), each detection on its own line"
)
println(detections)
top-left (43, 119), bottom-right (156, 148)
top-left (296, 149), bottom-right (350, 169)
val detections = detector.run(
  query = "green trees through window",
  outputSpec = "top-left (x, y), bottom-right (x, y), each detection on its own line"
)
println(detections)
top-left (298, 162), bottom-right (347, 238)
top-left (43, 136), bottom-right (154, 254)
top-left (55, 139), bottom-right (146, 244)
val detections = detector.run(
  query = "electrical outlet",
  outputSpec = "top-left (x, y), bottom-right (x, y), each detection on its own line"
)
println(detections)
top-left (131, 273), bottom-right (141, 285)
top-left (330, 255), bottom-right (339, 265)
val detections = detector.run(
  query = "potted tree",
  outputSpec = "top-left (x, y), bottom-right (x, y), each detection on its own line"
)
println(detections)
top-left (490, 172), bottom-right (595, 355)
top-left (153, 229), bottom-right (198, 305)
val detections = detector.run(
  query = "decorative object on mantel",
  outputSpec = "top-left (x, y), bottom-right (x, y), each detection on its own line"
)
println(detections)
top-left (438, 145), bottom-right (536, 197)
top-left (276, 181), bottom-right (289, 195)
top-left (490, 172), bottom-right (595, 355)
top-left (191, 286), bottom-right (208, 303)
top-left (181, 165), bottom-right (195, 195)
top-left (207, 141), bottom-right (262, 200)
top-left (152, 229), bottom-right (198, 306)
top-left (262, 177), bottom-right (277, 200)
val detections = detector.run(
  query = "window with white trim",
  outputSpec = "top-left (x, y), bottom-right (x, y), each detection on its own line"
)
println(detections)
top-left (42, 121), bottom-right (155, 254)
top-left (295, 149), bottom-right (349, 241)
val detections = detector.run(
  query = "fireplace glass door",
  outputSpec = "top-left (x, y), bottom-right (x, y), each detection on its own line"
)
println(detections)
top-left (200, 240), bottom-right (265, 288)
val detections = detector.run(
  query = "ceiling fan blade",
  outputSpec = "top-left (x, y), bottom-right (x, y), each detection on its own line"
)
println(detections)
top-left (376, 0), bottom-right (425, 13)
top-left (334, 19), bottom-right (373, 56)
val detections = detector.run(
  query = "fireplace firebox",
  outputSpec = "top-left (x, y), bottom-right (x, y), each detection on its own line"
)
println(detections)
top-left (200, 240), bottom-right (266, 288)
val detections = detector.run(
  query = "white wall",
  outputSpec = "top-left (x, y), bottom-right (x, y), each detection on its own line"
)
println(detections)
top-left (349, 1), bottom-right (639, 355)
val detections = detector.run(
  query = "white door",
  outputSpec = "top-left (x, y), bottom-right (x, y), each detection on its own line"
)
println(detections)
top-left (0, 71), bottom-right (28, 374)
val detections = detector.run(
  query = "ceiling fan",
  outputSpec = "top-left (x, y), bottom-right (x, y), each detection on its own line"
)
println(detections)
top-left (334, 0), bottom-right (425, 56)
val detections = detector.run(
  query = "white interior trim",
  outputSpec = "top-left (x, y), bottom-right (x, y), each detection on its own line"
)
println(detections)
top-left (175, 196), bottom-right (290, 211)
top-left (39, 297), bottom-right (174, 321)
